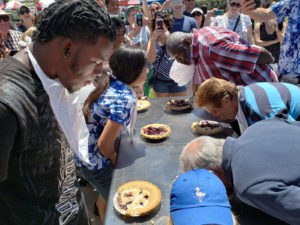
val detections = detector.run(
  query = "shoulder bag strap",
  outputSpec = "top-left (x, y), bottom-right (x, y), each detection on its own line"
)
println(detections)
top-left (233, 14), bottom-right (241, 32)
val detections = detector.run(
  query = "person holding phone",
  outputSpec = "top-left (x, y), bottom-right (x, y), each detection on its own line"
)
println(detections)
top-left (212, 0), bottom-right (253, 44)
top-left (125, 6), bottom-right (150, 49)
top-left (147, 12), bottom-right (187, 97)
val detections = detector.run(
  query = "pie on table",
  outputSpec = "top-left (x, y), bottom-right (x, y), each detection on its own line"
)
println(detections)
top-left (191, 120), bottom-right (223, 135)
top-left (113, 180), bottom-right (162, 217)
top-left (165, 99), bottom-right (191, 111)
top-left (140, 123), bottom-right (171, 140)
top-left (137, 100), bottom-right (151, 112)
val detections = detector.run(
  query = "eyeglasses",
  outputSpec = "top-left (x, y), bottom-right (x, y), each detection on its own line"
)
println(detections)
top-left (229, 2), bottom-right (241, 8)
top-left (19, 8), bottom-right (30, 15)
top-left (151, 6), bottom-right (161, 12)
top-left (0, 16), bottom-right (9, 22)
top-left (191, 12), bottom-right (202, 17)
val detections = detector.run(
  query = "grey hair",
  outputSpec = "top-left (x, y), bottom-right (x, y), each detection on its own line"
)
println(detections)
top-left (166, 32), bottom-right (192, 57)
top-left (180, 136), bottom-right (225, 172)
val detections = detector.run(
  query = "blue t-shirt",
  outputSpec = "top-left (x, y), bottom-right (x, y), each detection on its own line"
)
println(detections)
top-left (75, 78), bottom-right (136, 170)
top-left (183, 10), bottom-right (192, 17)
top-left (271, 0), bottom-right (300, 79)
top-left (171, 15), bottom-right (198, 33)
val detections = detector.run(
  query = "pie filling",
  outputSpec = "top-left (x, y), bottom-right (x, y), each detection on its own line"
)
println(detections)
top-left (168, 99), bottom-right (190, 107)
top-left (197, 120), bottom-right (221, 129)
top-left (117, 188), bottom-right (150, 211)
top-left (142, 126), bottom-right (167, 135)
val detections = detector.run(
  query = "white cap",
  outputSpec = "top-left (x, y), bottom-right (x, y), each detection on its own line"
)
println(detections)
top-left (191, 8), bottom-right (204, 15)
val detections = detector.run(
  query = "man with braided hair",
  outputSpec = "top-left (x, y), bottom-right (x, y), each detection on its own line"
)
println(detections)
top-left (0, 0), bottom-right (115, 224)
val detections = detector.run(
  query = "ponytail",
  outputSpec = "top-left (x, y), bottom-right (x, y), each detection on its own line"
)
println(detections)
top-left (82, 75), bottom-right (112, 121)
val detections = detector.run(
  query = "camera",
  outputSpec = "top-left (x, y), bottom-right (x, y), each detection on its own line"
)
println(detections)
top-left (136, 13), bottom-right (143, 26)
top-left (156, 18), bottom-right (164, 30)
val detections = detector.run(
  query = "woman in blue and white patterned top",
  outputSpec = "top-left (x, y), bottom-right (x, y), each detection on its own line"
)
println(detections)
top-left (76, 45), bottom-right (148, 222)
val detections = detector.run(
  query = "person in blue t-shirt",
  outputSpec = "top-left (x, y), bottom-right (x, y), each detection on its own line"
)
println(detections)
top-left (170, 0), bottom-right (198, 33)
top-left (75, 45), bottom-right (148, 223)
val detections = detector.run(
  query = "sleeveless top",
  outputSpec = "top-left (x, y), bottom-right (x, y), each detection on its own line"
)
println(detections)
top-left (260, 22), bottom-right (283, 63)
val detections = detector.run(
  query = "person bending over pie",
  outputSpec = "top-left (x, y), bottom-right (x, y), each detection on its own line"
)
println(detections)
top-left (180, 119), bottom-right (300, 224)
top-left (75, 45), bottom-right (148, 223)
top-left (166, 26), bottom-right (278, 91)
top-left (168, 169), bottom-right (236, 225)
top-left (194, 77), bottom-right (300, 135)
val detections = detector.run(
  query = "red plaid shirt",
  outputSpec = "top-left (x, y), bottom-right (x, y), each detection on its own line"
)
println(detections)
top-left (192, 27), bottom-right (278, 85)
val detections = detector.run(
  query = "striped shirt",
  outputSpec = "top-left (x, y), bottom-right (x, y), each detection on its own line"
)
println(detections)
top-left (192, 27), bottom-right (278, 86)
top-left (239, 82), bottom-right (300, 126)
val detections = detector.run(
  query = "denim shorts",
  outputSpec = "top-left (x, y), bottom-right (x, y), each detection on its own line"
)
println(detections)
top-left (77, 164), bottom-right (114, 201)
top-left (153, 78), bottom-right (187, 93)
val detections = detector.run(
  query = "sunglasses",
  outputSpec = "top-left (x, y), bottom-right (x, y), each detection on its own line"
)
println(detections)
top-left (19, 8), bottom-right (30, 15)
top-left (229, 2), bottom-right (241, 8)
top-left (151, 6), bottom-right (161, 12)
top-left (0, 16), bottom-right (9, 22)
top-left (192, 12), bottom-right (202, 17)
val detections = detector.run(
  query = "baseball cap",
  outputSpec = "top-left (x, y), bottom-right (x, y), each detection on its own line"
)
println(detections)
top-left (17, 4), bottom-right (30, 14)
top-left (191, 8), bottom-right (204, 15)
top-left (170, 169), bottom-right (233, 225)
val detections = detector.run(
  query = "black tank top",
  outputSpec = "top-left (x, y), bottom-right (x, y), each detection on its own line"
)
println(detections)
top-left (260, 22), bottom-right (283, 63)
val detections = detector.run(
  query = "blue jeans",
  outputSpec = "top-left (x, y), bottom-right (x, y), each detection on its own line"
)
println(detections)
top-left (153, 78), bottom-right (187, 93)
top-left (77, 164), bottom-right (114, 201)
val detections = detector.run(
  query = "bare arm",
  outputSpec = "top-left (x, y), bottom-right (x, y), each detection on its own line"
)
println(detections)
top-left (276, 21), bottom-right (287, 43)
top-left (97, 119), bottom-right (123, 166)
top-left (254, 23), bottom-right (278, 47)
top-left (247, 25), bottom-right (253, 44)
top-left (142, 0), bottom-right (151, 20)
top-left (241, 0), bottom-right (277, 22)
top-left (146, 29), bottom-right (162, 62)
top-left (161, 0), bottom-right (172, 11)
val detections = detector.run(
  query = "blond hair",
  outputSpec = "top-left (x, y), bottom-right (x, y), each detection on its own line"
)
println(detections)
top-left (19, 27), bottom-right (37, 50)
top-left (194, 77), bottom-right (238, 108)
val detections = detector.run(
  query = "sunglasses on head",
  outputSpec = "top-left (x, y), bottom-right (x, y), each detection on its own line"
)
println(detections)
top-left (0, 16), bottom-right (9, 22)
top-left (192, 12), bottom-right (202, 17)
top-left (19, 8), bottom-right (30, 15)
top-left (229, 2), bottom-right (241, 8)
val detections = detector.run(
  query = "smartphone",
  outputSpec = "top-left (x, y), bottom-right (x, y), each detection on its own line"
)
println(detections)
top-left (136, 13), bottom-right (143, 26)
top-left (213, 9), bottom-right (224, 16)
top-left (156, 18), bottom-right (164, 30)
top-left (170, 0), bottom-right (182, 7)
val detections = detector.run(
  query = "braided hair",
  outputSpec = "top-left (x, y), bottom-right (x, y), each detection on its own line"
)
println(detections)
top-left (34, 0), bottom-right (116, 44)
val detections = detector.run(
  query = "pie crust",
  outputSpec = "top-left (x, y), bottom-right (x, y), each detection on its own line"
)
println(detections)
top-left (191, 120), bottom-right (223, 135)
top-left (165, 99), bottom-right (191, 111)
top-left (140, 123), bottom-right (171, 140)
top-left (113, 180), bottom-right (162, 217)
top-left (137, 100), bottom-right (151, 112)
